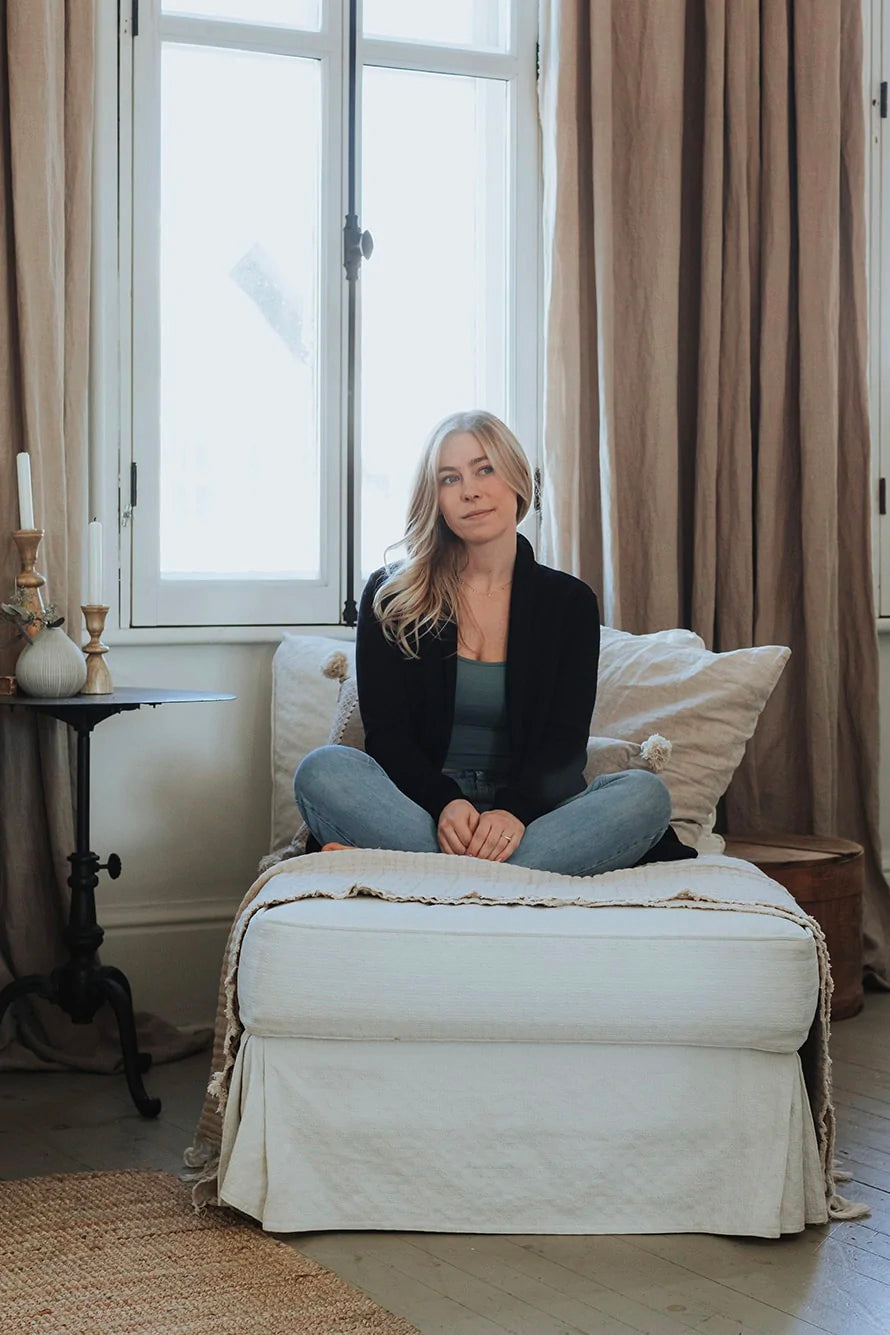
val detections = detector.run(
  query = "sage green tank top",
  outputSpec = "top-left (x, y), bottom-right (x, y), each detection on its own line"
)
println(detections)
top-left (442, 655), bottom-right (511, 777)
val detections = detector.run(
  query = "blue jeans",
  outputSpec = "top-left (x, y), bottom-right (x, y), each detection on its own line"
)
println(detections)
top-left (294, 745), bottom-right (671, 878)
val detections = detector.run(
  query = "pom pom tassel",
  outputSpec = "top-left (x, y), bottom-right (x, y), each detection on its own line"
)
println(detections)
top-left (322, 650), bottom-right (349, 682)
top-left (639, 733), bottom-right (672, 772)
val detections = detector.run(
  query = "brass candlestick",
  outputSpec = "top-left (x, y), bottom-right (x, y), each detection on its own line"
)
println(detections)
top-left (12, 529), bottom-right (46, 639)
top-left (81, 605), bottom-right (113, 695)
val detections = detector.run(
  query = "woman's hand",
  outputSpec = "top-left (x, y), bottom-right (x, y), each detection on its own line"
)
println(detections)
top-left (437, 799), bottom-right (481, 855)
top-left (465, 809), bottom-right (525, 862)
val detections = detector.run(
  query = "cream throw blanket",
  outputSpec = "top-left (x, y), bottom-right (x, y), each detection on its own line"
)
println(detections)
top-left (184, 850), bottom-right (867, 1221)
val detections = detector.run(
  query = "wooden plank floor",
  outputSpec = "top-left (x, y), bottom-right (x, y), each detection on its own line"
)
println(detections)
top-left (2, 993), bottom-right (890, 1334)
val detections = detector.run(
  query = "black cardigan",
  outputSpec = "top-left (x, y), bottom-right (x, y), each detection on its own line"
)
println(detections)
top-left (356, 533), bottom-right (600, 827)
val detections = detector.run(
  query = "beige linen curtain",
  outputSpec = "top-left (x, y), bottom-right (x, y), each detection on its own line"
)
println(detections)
top-left (0, 2), bottom-right (206, 1068)
top-left (539, 0), bottom-right (890, 984)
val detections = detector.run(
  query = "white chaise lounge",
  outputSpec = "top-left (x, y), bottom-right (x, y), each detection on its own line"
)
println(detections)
top-left (189, 630), bottom-right (857, 1237)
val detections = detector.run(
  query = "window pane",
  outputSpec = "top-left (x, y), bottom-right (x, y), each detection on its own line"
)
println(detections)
top-left (160, 44), bottom-right (321, 579)
top-left (363, 0), bottom-right (508, 51)
top-left (162, 0), bottom-right (321, 28)
top-left (360, 67), bottom-right (509, 574)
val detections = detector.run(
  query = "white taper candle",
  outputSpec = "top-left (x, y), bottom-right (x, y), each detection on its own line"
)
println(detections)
top-left (16, 453), bottom-right (35, 530)
top-left (87, 521), bottom-right (103, 605)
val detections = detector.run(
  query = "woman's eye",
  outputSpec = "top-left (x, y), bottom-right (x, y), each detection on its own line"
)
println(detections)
top-left (442, 475), bottom-right (459, 485)
top-left (478, 465), bottom-right (494, 476)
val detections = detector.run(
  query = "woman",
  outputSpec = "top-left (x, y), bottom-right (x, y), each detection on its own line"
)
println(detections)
top-left (294, 410), bottom-right (680, 876)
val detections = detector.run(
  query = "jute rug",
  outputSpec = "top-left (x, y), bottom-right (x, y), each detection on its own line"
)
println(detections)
top-left (0, 1170), bottom-right (419, 1335)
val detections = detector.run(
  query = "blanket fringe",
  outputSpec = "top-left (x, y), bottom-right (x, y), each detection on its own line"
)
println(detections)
top-left (180, 1137), bottom-right (221, 1210)
top-left (831, 1158), bottom-right (854, 1185)
top-left (828, 1193), bottom-right (871, 1221)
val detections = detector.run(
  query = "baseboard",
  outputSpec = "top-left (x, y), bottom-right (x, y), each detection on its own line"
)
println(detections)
top-left (100, 895), bottom-right (241, 930)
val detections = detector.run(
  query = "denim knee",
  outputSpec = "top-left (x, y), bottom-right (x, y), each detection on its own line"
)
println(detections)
top-left (621, 769), bottom-right (672, 831)
top-left (294, 744), bottom-right (361, 808)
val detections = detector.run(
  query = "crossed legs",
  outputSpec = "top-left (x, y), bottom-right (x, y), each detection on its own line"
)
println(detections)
top-left (294, 745), bottom-right (671, 878)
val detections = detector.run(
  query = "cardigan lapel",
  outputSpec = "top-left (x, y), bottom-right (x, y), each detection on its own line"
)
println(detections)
top-left (505, 534), bottom-right (537, 751)
top-left (420, 614), bottom-right (458, 759)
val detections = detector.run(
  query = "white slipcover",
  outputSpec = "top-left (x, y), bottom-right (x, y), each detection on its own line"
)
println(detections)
top-left (217, 852), bottom-right (829, 1237)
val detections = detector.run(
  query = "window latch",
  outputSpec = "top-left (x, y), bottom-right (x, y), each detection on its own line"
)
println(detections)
top-left (122, 461), bottom-right (137, 527)
top-left (343, 216), bottom-right (374, 281)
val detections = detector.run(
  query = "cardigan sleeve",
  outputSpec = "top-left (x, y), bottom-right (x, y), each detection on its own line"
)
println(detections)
top-left (492, 581), bottom-right (600, 827)
top-left (356, 573), bottom-right (463, 822)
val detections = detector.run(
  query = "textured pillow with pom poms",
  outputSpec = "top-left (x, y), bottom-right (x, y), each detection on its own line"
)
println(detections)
top-left (321, 652), bottom-right (365, 751)
top-left (583, 733), bottom-right (672, 784)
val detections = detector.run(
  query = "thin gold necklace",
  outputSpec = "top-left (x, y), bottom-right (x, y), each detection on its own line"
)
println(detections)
top-left (460, 577), bottom-right (513, 598)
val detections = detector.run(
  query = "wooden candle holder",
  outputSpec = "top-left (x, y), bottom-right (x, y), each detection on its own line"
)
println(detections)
top-left (81, 605), bottom-right (113, 695)
top-left (12, 529), bottom-right (46, 639)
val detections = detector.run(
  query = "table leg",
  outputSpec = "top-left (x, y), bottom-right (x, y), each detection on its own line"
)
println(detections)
top-left (94, 970), bottom-right (161, 1117)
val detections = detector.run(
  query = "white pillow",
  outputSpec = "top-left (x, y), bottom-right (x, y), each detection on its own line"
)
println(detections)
top-left (593, 626), bottom-right (790, 848)
top-left (269, 634), bottom-right (356, 853)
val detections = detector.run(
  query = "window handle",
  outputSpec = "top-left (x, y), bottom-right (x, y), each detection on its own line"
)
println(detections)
top-left (344, 217), bottom-right (374, 280)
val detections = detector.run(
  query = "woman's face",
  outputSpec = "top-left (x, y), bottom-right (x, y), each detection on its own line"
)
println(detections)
top-left (436, 432), bottom-right (518, 546)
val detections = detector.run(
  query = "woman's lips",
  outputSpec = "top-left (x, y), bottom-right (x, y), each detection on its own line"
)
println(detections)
top-left (463, 508), bottom-right (494, 519)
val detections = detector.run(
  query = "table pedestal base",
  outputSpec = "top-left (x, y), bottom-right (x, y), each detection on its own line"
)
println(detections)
top-left (0, 963), bottom-right (160, 1117)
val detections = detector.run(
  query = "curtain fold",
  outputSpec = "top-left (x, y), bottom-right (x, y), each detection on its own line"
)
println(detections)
top-left (539, 0), bottom-right (890, 983)
top-left (0, 1), bottom-right (207, 1069)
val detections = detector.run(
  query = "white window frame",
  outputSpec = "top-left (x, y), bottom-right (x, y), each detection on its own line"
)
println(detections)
top-left (93, 0), bottom-right (542, 639)
top-left (125, 1), bottom-right (344, 627)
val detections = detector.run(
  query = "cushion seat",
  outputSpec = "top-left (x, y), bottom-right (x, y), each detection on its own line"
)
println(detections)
top-left (238, 863), bottom-right (819, 1053)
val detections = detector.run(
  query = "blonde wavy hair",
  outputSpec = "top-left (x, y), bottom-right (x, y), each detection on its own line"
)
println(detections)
top-left (372, 411), bottom-right (534, 657)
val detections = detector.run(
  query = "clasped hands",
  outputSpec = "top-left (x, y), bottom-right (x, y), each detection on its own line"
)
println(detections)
top-left (437, 798), bottom-right (524, 861)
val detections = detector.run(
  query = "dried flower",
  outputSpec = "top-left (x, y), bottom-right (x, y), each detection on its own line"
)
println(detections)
top-left (1, 595), bottom-right (65, 641)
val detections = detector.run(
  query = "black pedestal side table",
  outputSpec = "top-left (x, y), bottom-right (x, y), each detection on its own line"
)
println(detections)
top-left (0, 688), bottom-right (235, 1117)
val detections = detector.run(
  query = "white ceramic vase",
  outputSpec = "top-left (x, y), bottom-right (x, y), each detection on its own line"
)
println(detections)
top-left (16, 626), bottom-right (87, 698)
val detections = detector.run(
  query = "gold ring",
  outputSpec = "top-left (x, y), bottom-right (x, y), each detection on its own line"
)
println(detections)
top-left (501, 833), bottom-right (512, 842)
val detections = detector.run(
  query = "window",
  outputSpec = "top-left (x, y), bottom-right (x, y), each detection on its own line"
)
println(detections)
top-left (120, 0), bottom-right (540, 628)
